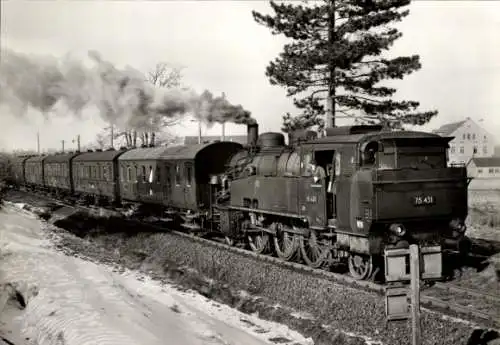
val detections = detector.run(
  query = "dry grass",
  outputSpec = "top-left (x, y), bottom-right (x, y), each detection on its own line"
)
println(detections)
top-left (467, 191), bottom-right (500, 241)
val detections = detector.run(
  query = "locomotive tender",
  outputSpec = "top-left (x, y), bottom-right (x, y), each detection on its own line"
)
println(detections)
top-left (6, 123), bottom-right (470, 281)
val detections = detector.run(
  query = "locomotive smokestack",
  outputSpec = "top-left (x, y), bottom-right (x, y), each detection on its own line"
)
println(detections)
top-left (247, 123), bottom-right (258, 147)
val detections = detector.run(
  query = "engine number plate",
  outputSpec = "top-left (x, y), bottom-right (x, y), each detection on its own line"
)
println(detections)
top-left (413, 195), bottom-right (435, 206)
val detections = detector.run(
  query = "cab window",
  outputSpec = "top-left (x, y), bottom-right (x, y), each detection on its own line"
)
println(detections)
top-left (301, 152), bottom-right (313, 176)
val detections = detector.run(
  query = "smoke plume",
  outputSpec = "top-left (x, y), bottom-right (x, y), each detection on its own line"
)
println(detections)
top-left (0, 48), bottom-right (256, 131)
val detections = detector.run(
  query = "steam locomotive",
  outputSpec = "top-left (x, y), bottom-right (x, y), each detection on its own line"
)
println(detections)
top-left (6, 123), bottom-right (470, 280)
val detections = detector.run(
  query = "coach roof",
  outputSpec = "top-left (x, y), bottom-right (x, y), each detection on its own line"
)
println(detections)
top-left (44, 152), bottom-right (81, 163)
top-left (25, 155), bottom-right (47, 163)
top-left (73, 149), bottom-right (126, 162)
top-left (118, 142), bottom-right (243, 161)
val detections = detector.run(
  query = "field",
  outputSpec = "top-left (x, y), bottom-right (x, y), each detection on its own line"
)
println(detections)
top-left (467, 190), bottom-right (500, 242)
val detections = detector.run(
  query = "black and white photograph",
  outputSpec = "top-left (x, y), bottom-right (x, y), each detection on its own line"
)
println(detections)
top-left (0, 1), bottom-right (499, 344)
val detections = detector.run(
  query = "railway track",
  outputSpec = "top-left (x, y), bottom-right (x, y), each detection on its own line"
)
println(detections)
top-left (3, 189), bottom-right (500, 329)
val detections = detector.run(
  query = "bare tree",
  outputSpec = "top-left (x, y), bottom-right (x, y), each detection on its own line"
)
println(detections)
top-left (94, 62), bottom-right (186, 149)
top-left (141, 62), bottom-right (185, 146)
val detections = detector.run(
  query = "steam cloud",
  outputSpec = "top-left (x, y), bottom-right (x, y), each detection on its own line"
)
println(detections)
top-left (0, 48), bottom-right (256, 131)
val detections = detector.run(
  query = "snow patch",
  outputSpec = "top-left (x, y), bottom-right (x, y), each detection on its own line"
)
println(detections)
top-left (0, 200), bottom-right (314, 345)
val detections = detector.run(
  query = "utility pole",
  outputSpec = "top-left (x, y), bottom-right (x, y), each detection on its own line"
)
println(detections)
top-left (198, 121), bottom-right (202, 144)
top-left (61, 140), bottom-right (65, 153)
top-left (77, 135), bottom-right (81, 152)
top-left (110, 125), bottom-right (114, 149)
top-left (326, 0), bottom-right (336, 129)
top-left (221, 92), bottom-right (226, 141)
top-left (36, 132), bottom-right (40, 154)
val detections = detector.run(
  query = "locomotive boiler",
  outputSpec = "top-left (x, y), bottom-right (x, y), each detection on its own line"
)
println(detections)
top-left (216, 123), bottom-right (469, 280)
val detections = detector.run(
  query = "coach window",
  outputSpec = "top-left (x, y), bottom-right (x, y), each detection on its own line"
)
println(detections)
top-left (185, 163), bottom-right (193, 187)
top-left (134, 166), bottom-right (138, 182)
top-left (148, 166), bottom-right (153, 183)
top-left (127, 167), bottom-right (132, 182)
top-left (165, 166), bottom-right (171, 187)
top-left (175, 164), bottom-right (181, 186)
top-left (121, 166), bottom-right (126, 181)
top-left (103, 166), bottom-right (108, 181)
top-left (141, 165), bottom-right (146, 182)
top-left (155, 165), bottom-right (160, 183)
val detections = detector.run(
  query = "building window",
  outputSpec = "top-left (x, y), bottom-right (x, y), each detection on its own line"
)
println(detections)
top-left (472, 133), bottom-right (476, 140)
top-left (467, 133), bottom-right (471, 140)
top-left (484, 135), bottom-right (487, 141)
top-left (478, 169), bottom-right (483, 174)
top-left (495, 168), bottom-right (500, 173)
top-left (462, 134), bottom-right (466, 140)
top-left (459, 147), bottom-right (464, 154)
top-left (450, 146), bottom-right (455, 154)
top-left (483, 146), bottom-right (488, 154)
top-left (489, 168), bottom-right (494, 174)
top-left (473, 146), bottom-right (478, 154)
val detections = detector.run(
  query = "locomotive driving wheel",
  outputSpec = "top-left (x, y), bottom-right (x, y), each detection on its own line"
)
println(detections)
top-left (272, 223), bottom-right (300, 261)
top-left (348, 254), bottom-right (374, 280)
top-left (247, 231), bottom-right (271, 254)
top-left (300, 230), bottom-right (332, 269)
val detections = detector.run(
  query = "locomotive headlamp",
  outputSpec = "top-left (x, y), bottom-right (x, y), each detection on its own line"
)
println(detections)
top-left (389, 223), bottom-right (406, 237)
top-left (449, 218), bottom-right (466, 233)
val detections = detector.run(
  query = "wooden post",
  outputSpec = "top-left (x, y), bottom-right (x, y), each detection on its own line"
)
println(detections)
top-left (410, 244), bottom-right (421, 345)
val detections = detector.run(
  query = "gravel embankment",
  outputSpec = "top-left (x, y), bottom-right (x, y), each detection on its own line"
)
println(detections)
top-left (51, 218), bottom-right (484, 345)
top-left (3, 190), bottom-right (498, 345)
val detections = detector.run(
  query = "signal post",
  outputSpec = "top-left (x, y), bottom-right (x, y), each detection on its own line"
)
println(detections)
top-left (384, 244), bottom-right (442, 345)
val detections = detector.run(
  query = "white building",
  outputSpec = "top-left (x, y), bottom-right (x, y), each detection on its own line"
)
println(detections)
top-left (432, 117), bottom-right (496, 165)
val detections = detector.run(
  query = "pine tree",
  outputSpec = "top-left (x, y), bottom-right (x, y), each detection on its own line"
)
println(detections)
top-left (252, 0), bottom-right (438, 132)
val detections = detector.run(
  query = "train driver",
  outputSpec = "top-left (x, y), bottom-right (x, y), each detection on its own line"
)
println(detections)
top-left (309, 160), bottom-right (326, 183)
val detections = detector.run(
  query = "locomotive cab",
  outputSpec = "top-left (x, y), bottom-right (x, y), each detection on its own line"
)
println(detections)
top-left (345, 133), bottom-right (469, 257)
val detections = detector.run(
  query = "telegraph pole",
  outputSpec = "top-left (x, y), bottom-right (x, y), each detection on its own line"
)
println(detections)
top-left (77, 135), bottom-right (81, 152)
top-left (221, 92), bottom-right (226, 141)
top-left (198, 121), bottom-right (202, 144)
top-left (36, 132), bottom-right (40, 154)
top-left (110, 125), bottom-right (114, 149)
top-left (61, 140), bottom-right (65, 153)
top-left (326, 0), bottom-right (336, 129)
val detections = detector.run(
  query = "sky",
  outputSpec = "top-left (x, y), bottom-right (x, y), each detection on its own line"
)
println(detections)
top-left (0, 0), bottom-right (499, 151)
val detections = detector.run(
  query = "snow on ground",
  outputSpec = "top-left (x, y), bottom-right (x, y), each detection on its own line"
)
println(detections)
top-left (0, 203), bottom-right (313, 345)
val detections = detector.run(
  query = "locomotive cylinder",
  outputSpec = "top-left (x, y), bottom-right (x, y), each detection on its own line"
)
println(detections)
top-left (247, 123), bottom-right (259, 147)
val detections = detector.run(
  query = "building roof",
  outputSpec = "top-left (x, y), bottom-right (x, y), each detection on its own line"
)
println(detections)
top-left (471, 157), bottom-right (500, 167)
top-left (432, 120), bottom-right (467, 136)
top-left (184, 135), bottom-right (247, 145)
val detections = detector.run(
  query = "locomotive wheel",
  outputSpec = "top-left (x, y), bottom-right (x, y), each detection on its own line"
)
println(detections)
top-left (272, 223), bottom-right (300, 261)
top-left (300, 230), bottom-right (332, 269)
top-left (348, 254), bottom-right (374, 280)
top-left (247, 232), bottom-right (271, 254)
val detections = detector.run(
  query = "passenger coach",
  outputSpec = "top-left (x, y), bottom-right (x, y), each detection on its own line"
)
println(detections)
top-left (25, 155), bottom-right (46, 190)
top-left (72, 149), bottom-right (126, 204)
top-left (44, 152), bottom-right (81, 195)
top-left (118, 141), bottom-right (243, 229)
